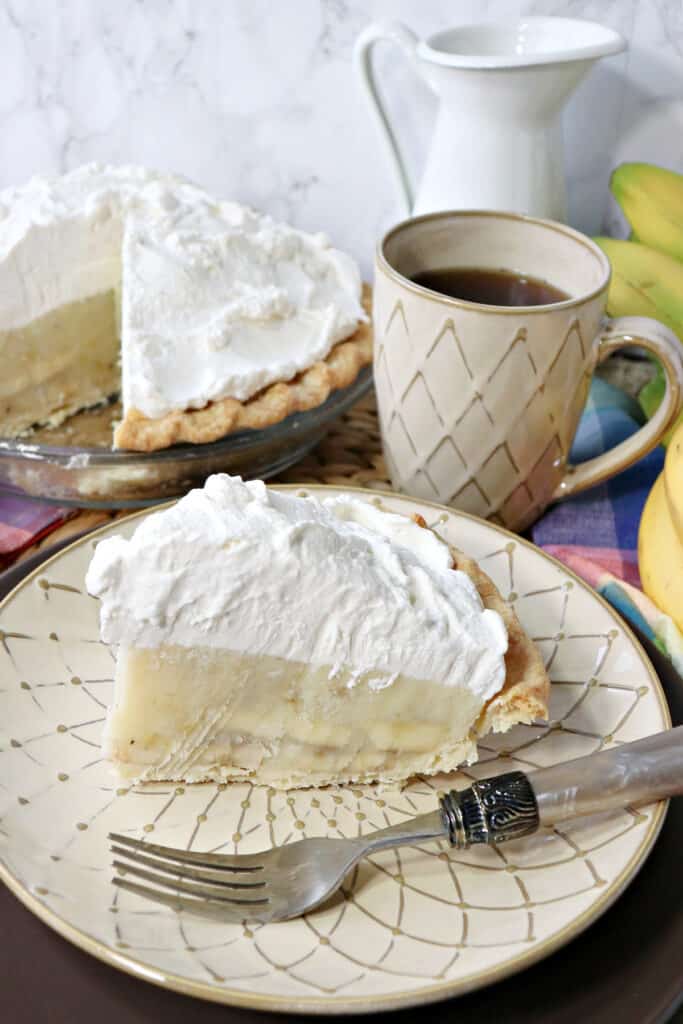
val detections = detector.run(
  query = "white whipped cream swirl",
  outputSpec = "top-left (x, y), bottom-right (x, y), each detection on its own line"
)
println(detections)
top-left (86, 475), bottom-right (508, 701)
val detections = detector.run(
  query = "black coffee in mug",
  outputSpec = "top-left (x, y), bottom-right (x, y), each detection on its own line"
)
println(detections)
top-left (411, 266), bottom-right (570, 307)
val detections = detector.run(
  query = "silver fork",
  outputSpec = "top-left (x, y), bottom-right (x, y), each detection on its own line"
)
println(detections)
top-left (111, 727), bottom-right (683, 923)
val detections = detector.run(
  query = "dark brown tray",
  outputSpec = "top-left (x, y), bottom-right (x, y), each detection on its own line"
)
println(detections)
top-left (1, 537), bottom-right (682, 1024)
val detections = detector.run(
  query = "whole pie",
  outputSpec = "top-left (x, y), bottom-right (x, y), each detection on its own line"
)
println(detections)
top-left (86, 475), bottom-right (549, 788)
top-left (0, 164), bottom-right (370, 451)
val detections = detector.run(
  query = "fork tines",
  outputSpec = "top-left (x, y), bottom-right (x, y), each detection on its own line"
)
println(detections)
top-left (109, 831), bottom-right (271, 921)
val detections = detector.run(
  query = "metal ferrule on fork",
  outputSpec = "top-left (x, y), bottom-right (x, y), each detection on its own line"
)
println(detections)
top-left (440, 771), bottom-right (540, 848)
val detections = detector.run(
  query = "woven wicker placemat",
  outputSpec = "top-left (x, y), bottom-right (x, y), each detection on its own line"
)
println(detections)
top-left (13, 391), bottom-right (389, 565)
top-left (11, 352), bottom-right (652, 566)
top-left (276, 390), bottom-right (387, 488)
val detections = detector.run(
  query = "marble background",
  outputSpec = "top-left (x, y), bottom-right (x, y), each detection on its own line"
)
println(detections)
top-left (2, 0), bottom-right (683, 272)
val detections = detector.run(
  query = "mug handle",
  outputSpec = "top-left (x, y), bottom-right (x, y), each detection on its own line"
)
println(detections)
top-left (353, 21), bottom-right (422, 215)
top-left (551, 316), bottom-right (683, 502)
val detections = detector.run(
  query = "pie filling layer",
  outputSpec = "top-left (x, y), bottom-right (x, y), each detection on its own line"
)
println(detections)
top-left (0, 291), bottom-right (119, 435)
top-left (105, 645), bottom-right (485, 787)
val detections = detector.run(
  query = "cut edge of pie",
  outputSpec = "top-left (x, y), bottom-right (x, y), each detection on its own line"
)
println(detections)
top-left (113, 287), bottom-right (373, 451)
top-left (99, 513), bottom-right (549, 790)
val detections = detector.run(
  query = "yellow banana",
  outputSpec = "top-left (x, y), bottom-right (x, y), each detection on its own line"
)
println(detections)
top-left (611, 163), bottom-right (683, 261)
top-left (594, 237), bottom-right (683, 340)
top-left (639, 476), bottom-right (683, 632)
top-left (662, 424), bottom-right (683, 540)
top-left (639, 422), bottom-right (683, 631)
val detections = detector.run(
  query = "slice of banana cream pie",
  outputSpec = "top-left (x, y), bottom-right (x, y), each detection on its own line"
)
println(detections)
top-left (86, 475), bottom-right (548, 788)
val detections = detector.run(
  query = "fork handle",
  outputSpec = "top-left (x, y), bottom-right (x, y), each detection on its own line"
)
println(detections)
top-left (441, 727), bottom-right (683, 848)
top-left (531, 726), bottom-right (683, 823)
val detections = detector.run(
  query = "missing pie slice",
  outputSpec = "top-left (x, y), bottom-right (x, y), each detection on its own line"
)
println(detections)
top-left (86, 475), bottom-right (549, 788)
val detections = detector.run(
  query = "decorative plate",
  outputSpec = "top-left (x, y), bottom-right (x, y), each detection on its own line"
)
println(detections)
top-left (0, 487), bottom-right (669, 1014)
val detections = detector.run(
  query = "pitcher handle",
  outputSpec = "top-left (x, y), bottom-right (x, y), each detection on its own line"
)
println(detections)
top-left (353, 21), bottom-right (421, 215)
top-left (551, 316), bottom-right (683, 501)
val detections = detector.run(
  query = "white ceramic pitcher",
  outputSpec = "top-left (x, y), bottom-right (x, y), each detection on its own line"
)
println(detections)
top-left (354, 17), bottom-right (625, 221)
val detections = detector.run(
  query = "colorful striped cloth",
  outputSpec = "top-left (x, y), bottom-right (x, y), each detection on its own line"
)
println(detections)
top-left (0, 494), bottom-right (71, 570)
top-left (531, 376), bottom-right (683, 673)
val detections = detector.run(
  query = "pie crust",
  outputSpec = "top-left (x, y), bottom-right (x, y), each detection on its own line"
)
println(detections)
top-left (448, 539), bottom-right (550, 737)
top-left (113, 287), bottom-right (373, 452)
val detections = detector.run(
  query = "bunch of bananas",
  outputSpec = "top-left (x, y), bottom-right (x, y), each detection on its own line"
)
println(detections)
top-left (595, 162), bottom-right (683, 432)
top-left (639, 434), bottom-right (683, 631)
top-left (601, 163), bottom-right (683, 626)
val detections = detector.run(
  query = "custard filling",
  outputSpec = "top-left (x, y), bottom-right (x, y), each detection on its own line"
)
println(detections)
top-left (105, 645), bottom-right (483, 786)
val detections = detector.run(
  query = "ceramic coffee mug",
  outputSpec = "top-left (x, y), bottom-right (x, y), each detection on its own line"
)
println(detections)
top-left (373, 210), bottom-right (683, 532)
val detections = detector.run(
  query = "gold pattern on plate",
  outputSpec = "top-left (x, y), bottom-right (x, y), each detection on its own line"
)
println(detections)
top-left (0, 486), bottom-right (670, 1014)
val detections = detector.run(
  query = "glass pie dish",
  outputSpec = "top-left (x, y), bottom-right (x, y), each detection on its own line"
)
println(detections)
top-left (0, 367), bottom-right (372, 509)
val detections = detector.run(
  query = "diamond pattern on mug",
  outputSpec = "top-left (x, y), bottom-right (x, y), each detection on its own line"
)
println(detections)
top-left (383, 413), bottom-right (417, 479)
top-left (422, 321), bottom-right (474, 428)
top-left (506, 391), bottom-right (555, 481)
top-left (450, 478), bottom-right (492, 516)
top-left (426, 437), bottom-right (467, 497)
top-left (373, 343), bottom-right (394, 402)
top-left (381, 301), bottom-right (416, 399)
top-left (482, 335), bottom-right (538, 436)
top-left (501, 483), bottom-right (537, 530)
top-left (477, 445), bottom-right (520, 511)
top-left (544, 321), bottom-right (587, 404)
top-left (373, 281), bottom-right (610, 531)
top-left (451, 398), bottom-right (493, 469)
top-left (404, 467), bottom-right (441, 503)
top-left (400, 373), bottom-right (444, 453)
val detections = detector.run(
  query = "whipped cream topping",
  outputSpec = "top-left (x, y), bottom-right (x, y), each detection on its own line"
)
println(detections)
top-left (0, 163), bottom-right (366, 418)
top-left (87, 475), bottom-right (508, 702)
